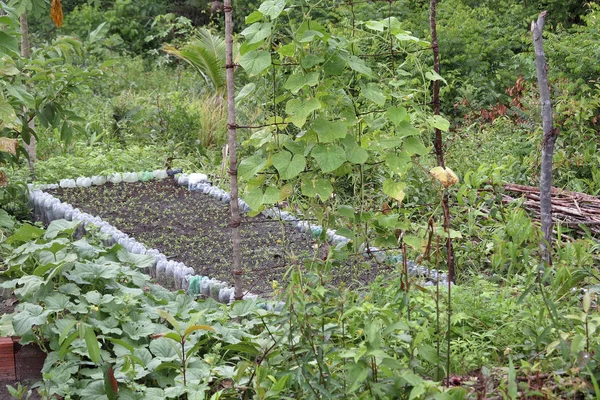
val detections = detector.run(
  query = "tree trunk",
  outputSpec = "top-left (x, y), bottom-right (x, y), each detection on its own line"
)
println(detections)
top-left (531, 11), bottom-right (557, 267)
top-left (20, 12), bottom-right (37, 172)
top-left (429, 0), bottom-right (455, 282)
top-left (223, 0), bottom-right (243, 300)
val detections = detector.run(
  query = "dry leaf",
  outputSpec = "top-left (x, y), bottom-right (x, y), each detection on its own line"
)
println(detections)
top-left (430, 166), bottom-right (459, 188)
top-left (0, 171), bottom-right (7, 187)
top-left (51, 0), bottom-right (63, 28)
top-left (0, 137), bottom-right (18, 155)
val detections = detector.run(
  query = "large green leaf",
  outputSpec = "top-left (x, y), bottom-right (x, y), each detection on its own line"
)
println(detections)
top-left (361, 83), bottom-right (386, 106)
top-left (345, 144), bottom-right (368, 164)
top-left (117, 249), bottom-right (155, 269)
top-left (272, 151), bottom-right (306, 179)
top-left (0, 31), bottom-right (18, 55)
top-left (244, 186), bottom-right (280, 210)
top-left (239, 154), bottom-right (268, 180)
top-left (323, 54), bottom-right (346, 75)
top-left (285, 97), bottom-right (321, 128)
top-left (383, 179), bottom-right (405, 202)
top-left (301, 178), bottom-right (333, 199)
top-left (284, 72), bottom-right (319, 94)
top-left (13, 303), bottom-right (48, 336)
top-left (45, 219), bottom-right (81, 240)
top-left (403, 137), bottom-right (428, 156)
top-left (311, 118), bottom-right (347, 143)
top-left (386, 106), bottom-right (408, 126)
top-left (239, 50), bottom-right (271, 76)
top-left (346, 55), bottom-right (372, 76)
top-left (427, 115), bottom-right (450, 132)
top-left (385, 152), bottom-right (412, 175)
top-left (240, 22), bottom-right (272, 44)
top-left (259, 0), bottom-right (286, 19)
top-left (396, 121), bottom-right (421, 137)
top-left (311, 144), bottom-right (346, 172)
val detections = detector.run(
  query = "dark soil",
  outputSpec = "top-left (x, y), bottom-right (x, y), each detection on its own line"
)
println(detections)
top-left (49, 178), bottom-right (388, 295)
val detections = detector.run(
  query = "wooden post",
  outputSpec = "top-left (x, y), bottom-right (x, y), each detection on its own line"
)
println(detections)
top-left (223, 0), bottom-right (243, 300)
top-left (531, 11), bottom-right (557, 267)
top-left (430, 0), bottom-right (455, 282)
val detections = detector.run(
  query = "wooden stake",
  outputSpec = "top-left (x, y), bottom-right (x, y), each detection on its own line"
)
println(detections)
top-left (531, 11), bottom-right (558, 266)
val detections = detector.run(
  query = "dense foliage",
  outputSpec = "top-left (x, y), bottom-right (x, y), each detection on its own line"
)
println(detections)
top-left (0, 0), bottom-right (599, 398)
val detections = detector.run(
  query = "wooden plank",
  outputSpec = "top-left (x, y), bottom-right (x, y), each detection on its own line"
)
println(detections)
top-left (0, 337), bottom-right (16, 381)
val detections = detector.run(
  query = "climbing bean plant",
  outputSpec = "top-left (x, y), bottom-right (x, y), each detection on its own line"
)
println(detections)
top-left (237, 0), bottom-right (453, 256)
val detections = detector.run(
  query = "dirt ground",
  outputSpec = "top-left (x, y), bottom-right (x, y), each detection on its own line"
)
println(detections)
top-left (50, 177), bottom-right (388, 295)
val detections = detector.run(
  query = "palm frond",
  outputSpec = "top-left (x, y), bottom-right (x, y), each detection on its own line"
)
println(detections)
top-left (162, 28), bottom-right (227, 93)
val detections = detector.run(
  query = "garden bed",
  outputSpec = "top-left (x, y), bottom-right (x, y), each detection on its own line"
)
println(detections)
top-left (46, 177), bottom-right (389, 295)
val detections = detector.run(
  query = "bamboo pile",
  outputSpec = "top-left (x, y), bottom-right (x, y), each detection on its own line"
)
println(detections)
top-left (502, 183), bottom-right (600, 236)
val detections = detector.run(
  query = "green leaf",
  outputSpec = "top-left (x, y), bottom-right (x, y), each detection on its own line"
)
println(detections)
top-left (239, 50), bottom-right (271, 76)
top-left (245, 186), bottom-right (280, 209)
top-left (425, 70), bottom-right (447, 84)
top-left (6, 223), bottom-right (44, 244)
top-left (183, 324), bottom-right (215, 338)
top-left (240, 22), bottom-right (272, 44)
top-left (386, 106), bottom-right (408, 126)
top-left (427, 115), bottom-right (450, 132)
top-left (323, 54), bottom-right (346, 76)
top-left (13, 303), bottom-right (48, 336)
top-left (6, 84), bottom-right (34, 107)
top-left (383, 179), bottom-right (405, 202)
top-left (301, 54), bottom-right (324, 69)
top-left (0, 31), bottom-right (18, 55)
top-left (385, 152), bottom-right (411, 175)
top-left (117, 249), bottom-right (155, 269)
top-left (347, 55), bottom-right (372, 76)
top-left (245, 11), bottom-right (264, 24)
top-left (343, 138), bottom-right (369, 164)
top-left (258, 0), bottom-right (286, 19)
top-left (272, 151), bottom-right (306, 179)
top-left (285, 97), bottom-right (321, 128)
top-left (156, 309), bottom-right (181, 334)
top-left (311, 118), bottom-right (347, 143)
top-left (245, 187), bottom-right (264, 211)
top-left (284, 72), bottom-right (319, 94)
top-left (338, 205), bottom-right (355, 219)
top-left (84, 325), bottom-right (101, 364)
top-left (0, 63), bottom-right (19, 76)
top-left (45, 219), bottom-right (81, 240)
top-left (347, 361), bottom-right (368, 393)
top-left (346, 145), bottom-right (368, 164)
top-left (361, 83), bottom-right (386, 106)
top-left (229, 300), bottom-right (258, 317)
top-left (365, 20), bottom-right (385, 31)
top-left (311, 144), bottom-right (346, 172)
top-left (263, 186), bottom-right (280, 204)
top-left (396, 121), bottom-right (421, 137)
top-left (403, 137), bottom-right (428, 156)
top-left (235, 83), bottom-right (256, 104)
top-left (239, 154), bottom-right (267, 180)
top-left (149, 338), bottom-right (178, 360)
top-left (277, 43), bottom-right (295, 57)
top-left (301, 178), bottom-right (333, 199)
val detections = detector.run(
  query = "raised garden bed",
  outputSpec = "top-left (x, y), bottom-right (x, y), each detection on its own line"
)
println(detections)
top-left (42, 177), bottom-right (391, 296)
